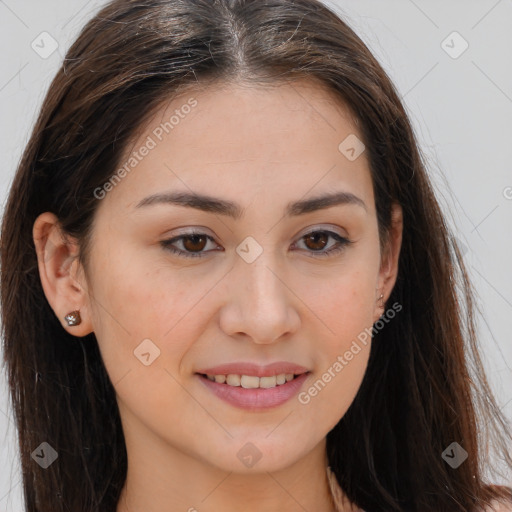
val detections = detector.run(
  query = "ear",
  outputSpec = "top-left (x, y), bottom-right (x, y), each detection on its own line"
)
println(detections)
top-left (373, 202), bottom-right (403, 323)
top-left (32, 212), bottom-right (94, 337)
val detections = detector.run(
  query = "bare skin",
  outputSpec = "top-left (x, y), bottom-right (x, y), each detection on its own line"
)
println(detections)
top-left (33, 79), bottom-right (403, 512)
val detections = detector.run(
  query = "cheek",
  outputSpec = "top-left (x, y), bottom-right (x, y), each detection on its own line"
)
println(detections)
top-left (87, 259), bottom-right (207, 436)
top-left (297, 262), bottom-right (378, 349)
top-left (86, 243), bottom-right (208, 386)
top-left (296, 281), bottom-right (373, 431)
top-left (292, 260), bottom-right (377, 421)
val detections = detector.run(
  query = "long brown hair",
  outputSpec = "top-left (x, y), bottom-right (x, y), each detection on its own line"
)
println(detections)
top-left (1, 0), bottom-right (511, 510)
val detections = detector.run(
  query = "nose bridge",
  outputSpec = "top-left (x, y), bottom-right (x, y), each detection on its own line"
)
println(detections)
top-left (236, 233), bottom-right (281, 297)
top-left (220, 241), bottom-right (299, 343)
top-left (241, 254), bottom-right (282, 310)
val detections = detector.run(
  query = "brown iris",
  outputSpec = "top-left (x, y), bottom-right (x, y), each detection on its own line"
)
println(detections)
top-left (182, 234), bottom-right (208, 252)
top-left (303, 232), bottom-right (328, 251)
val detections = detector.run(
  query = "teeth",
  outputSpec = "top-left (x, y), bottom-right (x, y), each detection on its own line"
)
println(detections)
top-left (205, 372), bottom-right (298, 388)
top-left (241, 375), bottom-right (260, 389)
top-left (226, 374), bottom-right (241, 386)
top-left (259, 376), bottom-right (277, 388)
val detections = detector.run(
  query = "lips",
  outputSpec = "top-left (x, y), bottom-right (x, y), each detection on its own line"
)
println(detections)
top-left (195, 362), bottom-right (310, 410)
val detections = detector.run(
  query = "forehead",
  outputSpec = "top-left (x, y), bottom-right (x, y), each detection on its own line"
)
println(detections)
top-left (99, 78), bottom-right (374, 216)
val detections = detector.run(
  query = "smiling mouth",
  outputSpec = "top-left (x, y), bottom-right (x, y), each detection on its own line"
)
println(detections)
top-left (197, 372), bottom-right (307, 389)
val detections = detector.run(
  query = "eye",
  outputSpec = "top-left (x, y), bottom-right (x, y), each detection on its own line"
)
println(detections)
top-left (292, 229), bottom-right (353, 257)
top-left (160, 228), bottom-right (353, 259)
top-left (160, 231), bottom-right (221, 258)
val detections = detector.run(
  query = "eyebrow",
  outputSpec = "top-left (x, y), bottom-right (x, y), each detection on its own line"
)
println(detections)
top-left (135, 190), bottom-right (367, 218)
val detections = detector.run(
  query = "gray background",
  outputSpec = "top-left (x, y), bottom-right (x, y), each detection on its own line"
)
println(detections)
top-left (1, 0), bottom-right (511, 509)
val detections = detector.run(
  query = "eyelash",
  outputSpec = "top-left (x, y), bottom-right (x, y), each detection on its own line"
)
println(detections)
top-left (160, 229), bottom-right (353, 259)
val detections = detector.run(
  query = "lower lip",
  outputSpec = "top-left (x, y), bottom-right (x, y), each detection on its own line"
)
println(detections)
top-left (196, 373), bottom-right (310, 411)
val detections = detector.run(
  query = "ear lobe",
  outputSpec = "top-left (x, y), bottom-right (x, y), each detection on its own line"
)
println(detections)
top-left (33, 212), bottom-right (94, 337)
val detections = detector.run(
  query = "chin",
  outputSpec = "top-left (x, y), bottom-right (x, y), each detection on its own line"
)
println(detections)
top-left (198, 432), bottom-right (319, 474)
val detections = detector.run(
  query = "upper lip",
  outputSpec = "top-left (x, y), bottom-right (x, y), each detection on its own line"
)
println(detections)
top-left (196, 362), bottom-right (310, 378)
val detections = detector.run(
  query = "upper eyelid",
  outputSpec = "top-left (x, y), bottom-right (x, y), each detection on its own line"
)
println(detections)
top-left (167, 224), bottom-right (346, 240)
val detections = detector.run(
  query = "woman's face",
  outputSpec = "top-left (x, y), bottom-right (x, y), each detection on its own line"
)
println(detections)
top-left (38, 79), bottom-right (402, 474)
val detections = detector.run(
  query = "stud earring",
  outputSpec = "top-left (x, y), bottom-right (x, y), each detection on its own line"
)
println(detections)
top-left (64, 310), bottom-right (81, 326)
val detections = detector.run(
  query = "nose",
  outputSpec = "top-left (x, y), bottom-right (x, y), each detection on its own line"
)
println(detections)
top-left (218, 253), bottom-right (301, 345)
